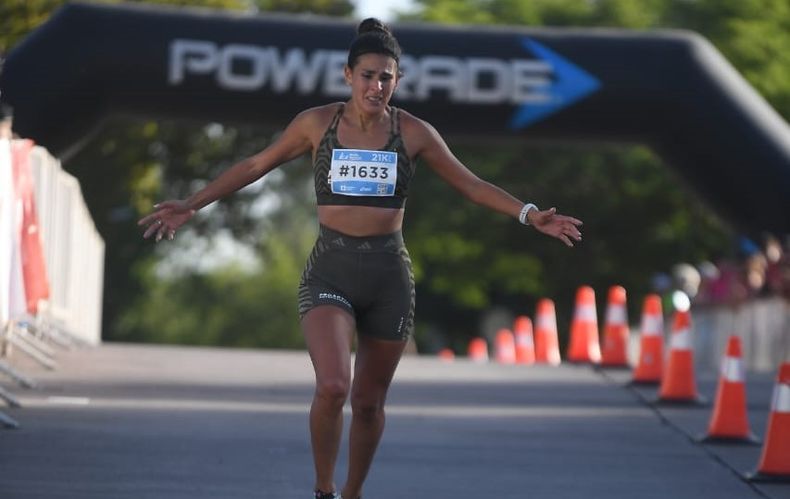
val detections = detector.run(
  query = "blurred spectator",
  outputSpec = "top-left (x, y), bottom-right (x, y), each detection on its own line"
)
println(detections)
top-left (695, 260), bottom-right (719, 306)
top-left (779, 235), bottom-right (790, 302)
top-left (673, 234), bottom-right (790, 307)
top-left (744, 251), bottom-right (768, 297)
top-left (705, 258), bottom-right (748, 306)
top-left (735, 235), bottom-right (767, 299)
top-left (672, 263), bottom-right (701, 299)
top-left (763, 234), bottom-right (785, 296)
top-left (661, 236), bottom-right (788, 376)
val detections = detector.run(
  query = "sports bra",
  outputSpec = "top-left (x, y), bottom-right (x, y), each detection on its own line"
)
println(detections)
top-left (314, 104), bottom-right (416, 208)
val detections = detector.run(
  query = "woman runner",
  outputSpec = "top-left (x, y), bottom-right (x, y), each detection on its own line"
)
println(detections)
top-left (139, 18), bottom-right (583, 499)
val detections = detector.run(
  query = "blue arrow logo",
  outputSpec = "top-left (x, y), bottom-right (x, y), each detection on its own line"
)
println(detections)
top-left (509, 38), bottom-right (601, 129)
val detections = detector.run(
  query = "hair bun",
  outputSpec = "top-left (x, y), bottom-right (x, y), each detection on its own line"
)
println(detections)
top-left (357, 18), bottom-right (390, 36)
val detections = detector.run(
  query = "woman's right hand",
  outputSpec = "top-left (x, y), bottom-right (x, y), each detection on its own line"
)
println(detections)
top-left (137, 200), bottom-right (196, 242)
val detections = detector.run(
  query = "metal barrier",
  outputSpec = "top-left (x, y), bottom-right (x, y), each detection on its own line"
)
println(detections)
top-left (0, 138), bottom-right (104, 428)
top-left (693, 297), bottom-right (790, 375)
top-left (29, 145), bottom-right (104, 346)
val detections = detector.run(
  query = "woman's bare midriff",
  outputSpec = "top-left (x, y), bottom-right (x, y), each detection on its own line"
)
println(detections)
top-left (317, 205), bottom-right (405, 236)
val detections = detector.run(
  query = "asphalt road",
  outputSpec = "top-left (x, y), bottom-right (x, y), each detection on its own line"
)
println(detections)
top-left (1, 343), bottom-right (788, 499)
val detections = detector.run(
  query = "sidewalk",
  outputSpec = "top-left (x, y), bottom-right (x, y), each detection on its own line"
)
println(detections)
top-left (1, 343), bottom-right (788, 499)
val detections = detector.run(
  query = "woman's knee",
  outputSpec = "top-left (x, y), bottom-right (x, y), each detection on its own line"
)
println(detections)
top-left (315, 376), bottom-right (351, 406)
top-left (350, 390), bottom-right (386, 421)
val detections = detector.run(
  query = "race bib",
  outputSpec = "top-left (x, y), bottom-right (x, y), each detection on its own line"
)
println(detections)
top-left (329, 149), bottom-right (397, 196)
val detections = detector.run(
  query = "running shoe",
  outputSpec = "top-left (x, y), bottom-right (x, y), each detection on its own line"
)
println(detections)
top-left (314, 490), bottom-right (341, 499)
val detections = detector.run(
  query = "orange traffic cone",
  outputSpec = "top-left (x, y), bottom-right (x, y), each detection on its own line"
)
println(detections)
top-left (494, 329), bottom-right (516, 364)
top-left (700, 336), bottom-right (759, 443)
top-left (437, 348), bottom-right (455, 362)
top-left (601, 285), bottom-right (630, 368)
top-left (657, 309), bottom-right (704, 404)
top-left (566, 286), bottom-right (601, 363)
top-left (631, 294), bottom-right (664, 385)
top-left (748, 362), bottom-right (790, 482)
top-left (467, 337), bottom-right (489, 363)
top-left (534, 299), bottom-right (561, 366)
top-left (513, 316), bottom-right (535, 365)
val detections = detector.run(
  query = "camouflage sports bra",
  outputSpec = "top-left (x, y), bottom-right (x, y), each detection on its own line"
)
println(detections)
top-left (314, 104), bottom-right (416, 208)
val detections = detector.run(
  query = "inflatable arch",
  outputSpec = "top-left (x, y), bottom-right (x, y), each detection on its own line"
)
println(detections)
top-left (1, 2), bottom-right (789, 234)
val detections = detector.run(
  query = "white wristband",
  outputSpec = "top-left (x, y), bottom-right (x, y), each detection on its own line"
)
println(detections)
top-left (519, 203), bottom-right (538, 225)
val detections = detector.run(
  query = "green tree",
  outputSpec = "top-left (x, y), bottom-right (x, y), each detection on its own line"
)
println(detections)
top-left (257, 0), bottom-right (352, 16)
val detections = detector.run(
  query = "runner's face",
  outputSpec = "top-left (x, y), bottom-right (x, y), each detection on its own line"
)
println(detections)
top-left (345, 53), bottom-right (398, 113)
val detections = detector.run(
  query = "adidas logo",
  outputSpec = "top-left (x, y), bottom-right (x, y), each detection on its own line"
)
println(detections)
top-left (357, 242), bottom-right (372, 250)
top-left (384, 239), bottom-right (398, 247)
top-left (332, 237), bottom-right (345, 247)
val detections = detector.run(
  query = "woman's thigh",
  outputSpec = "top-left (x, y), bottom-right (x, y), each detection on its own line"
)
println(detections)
top-left (302, 305), bottom-right (356, 389)
top-left (351, 335), bottom-right (407, 404)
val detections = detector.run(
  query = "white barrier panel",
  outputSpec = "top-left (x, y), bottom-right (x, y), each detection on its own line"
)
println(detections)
top-left (0, 138), bottom-right (26, 326)
top-left (0, 138), bottom-right (12, 325)
top-left (25, 145), bottom-right (104, 345)
top-left (693, 297), bottom-right (789, 375)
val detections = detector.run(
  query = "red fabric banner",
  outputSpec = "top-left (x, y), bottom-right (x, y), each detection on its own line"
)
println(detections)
top-left (11, 139), bottom-right (50, 314)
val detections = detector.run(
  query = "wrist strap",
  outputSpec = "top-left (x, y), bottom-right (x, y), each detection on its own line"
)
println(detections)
top-left (519, 203), bottom-right (538, 225)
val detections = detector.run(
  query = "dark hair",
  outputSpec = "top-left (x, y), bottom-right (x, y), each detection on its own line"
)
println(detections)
top-left (347, 18), bottom-right (402, 68)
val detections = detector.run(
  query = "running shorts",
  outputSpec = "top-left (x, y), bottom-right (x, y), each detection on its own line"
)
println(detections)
top-left (298, 225), bottom-right (415, 341)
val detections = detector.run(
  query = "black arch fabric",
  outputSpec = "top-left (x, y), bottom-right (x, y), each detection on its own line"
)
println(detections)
top-left (1, 2), bottom-right (789, 234)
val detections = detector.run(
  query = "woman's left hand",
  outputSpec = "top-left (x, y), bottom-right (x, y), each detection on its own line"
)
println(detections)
top-left (138, 200), bottom-right (196, 242)
top-left (528, 207), bottom-right (583, 247)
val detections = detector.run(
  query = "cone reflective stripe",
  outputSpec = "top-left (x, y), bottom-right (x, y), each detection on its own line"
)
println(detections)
top-left (567, 286), bottom-right (601, 363)
top-left (750, 363), bottom-right (790, 481)
top-left (605, 303), bottom-right (627, 325)
top-left (601, 285), bottom-right (629, 367)
top-left (641, 313), bottom-right (663, 337)
top-left (632, 294), bottom-right (664, 384)
top-left (467, 337), bottom-right (489, 363)
top-left (494, 329), bottom-right (516, 365)
top-left (658, 310), bottom-right (702, 403)
top-left (535, 311), bottom-right (556, 331)
top-left (721, 355), bottom-right (744, 383)
top-left (702, 336), bottom-right (757, 443)
top-left (575, 304), bottom-right (597, 322)
top-left (534, 299), bottom-right (561, 366)
top-left (513, 316), bottom-right (535, 365)
top-left (774, 385), bottom-right (790, 412)
top-left (669, 325), bottom-right (692, 350)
